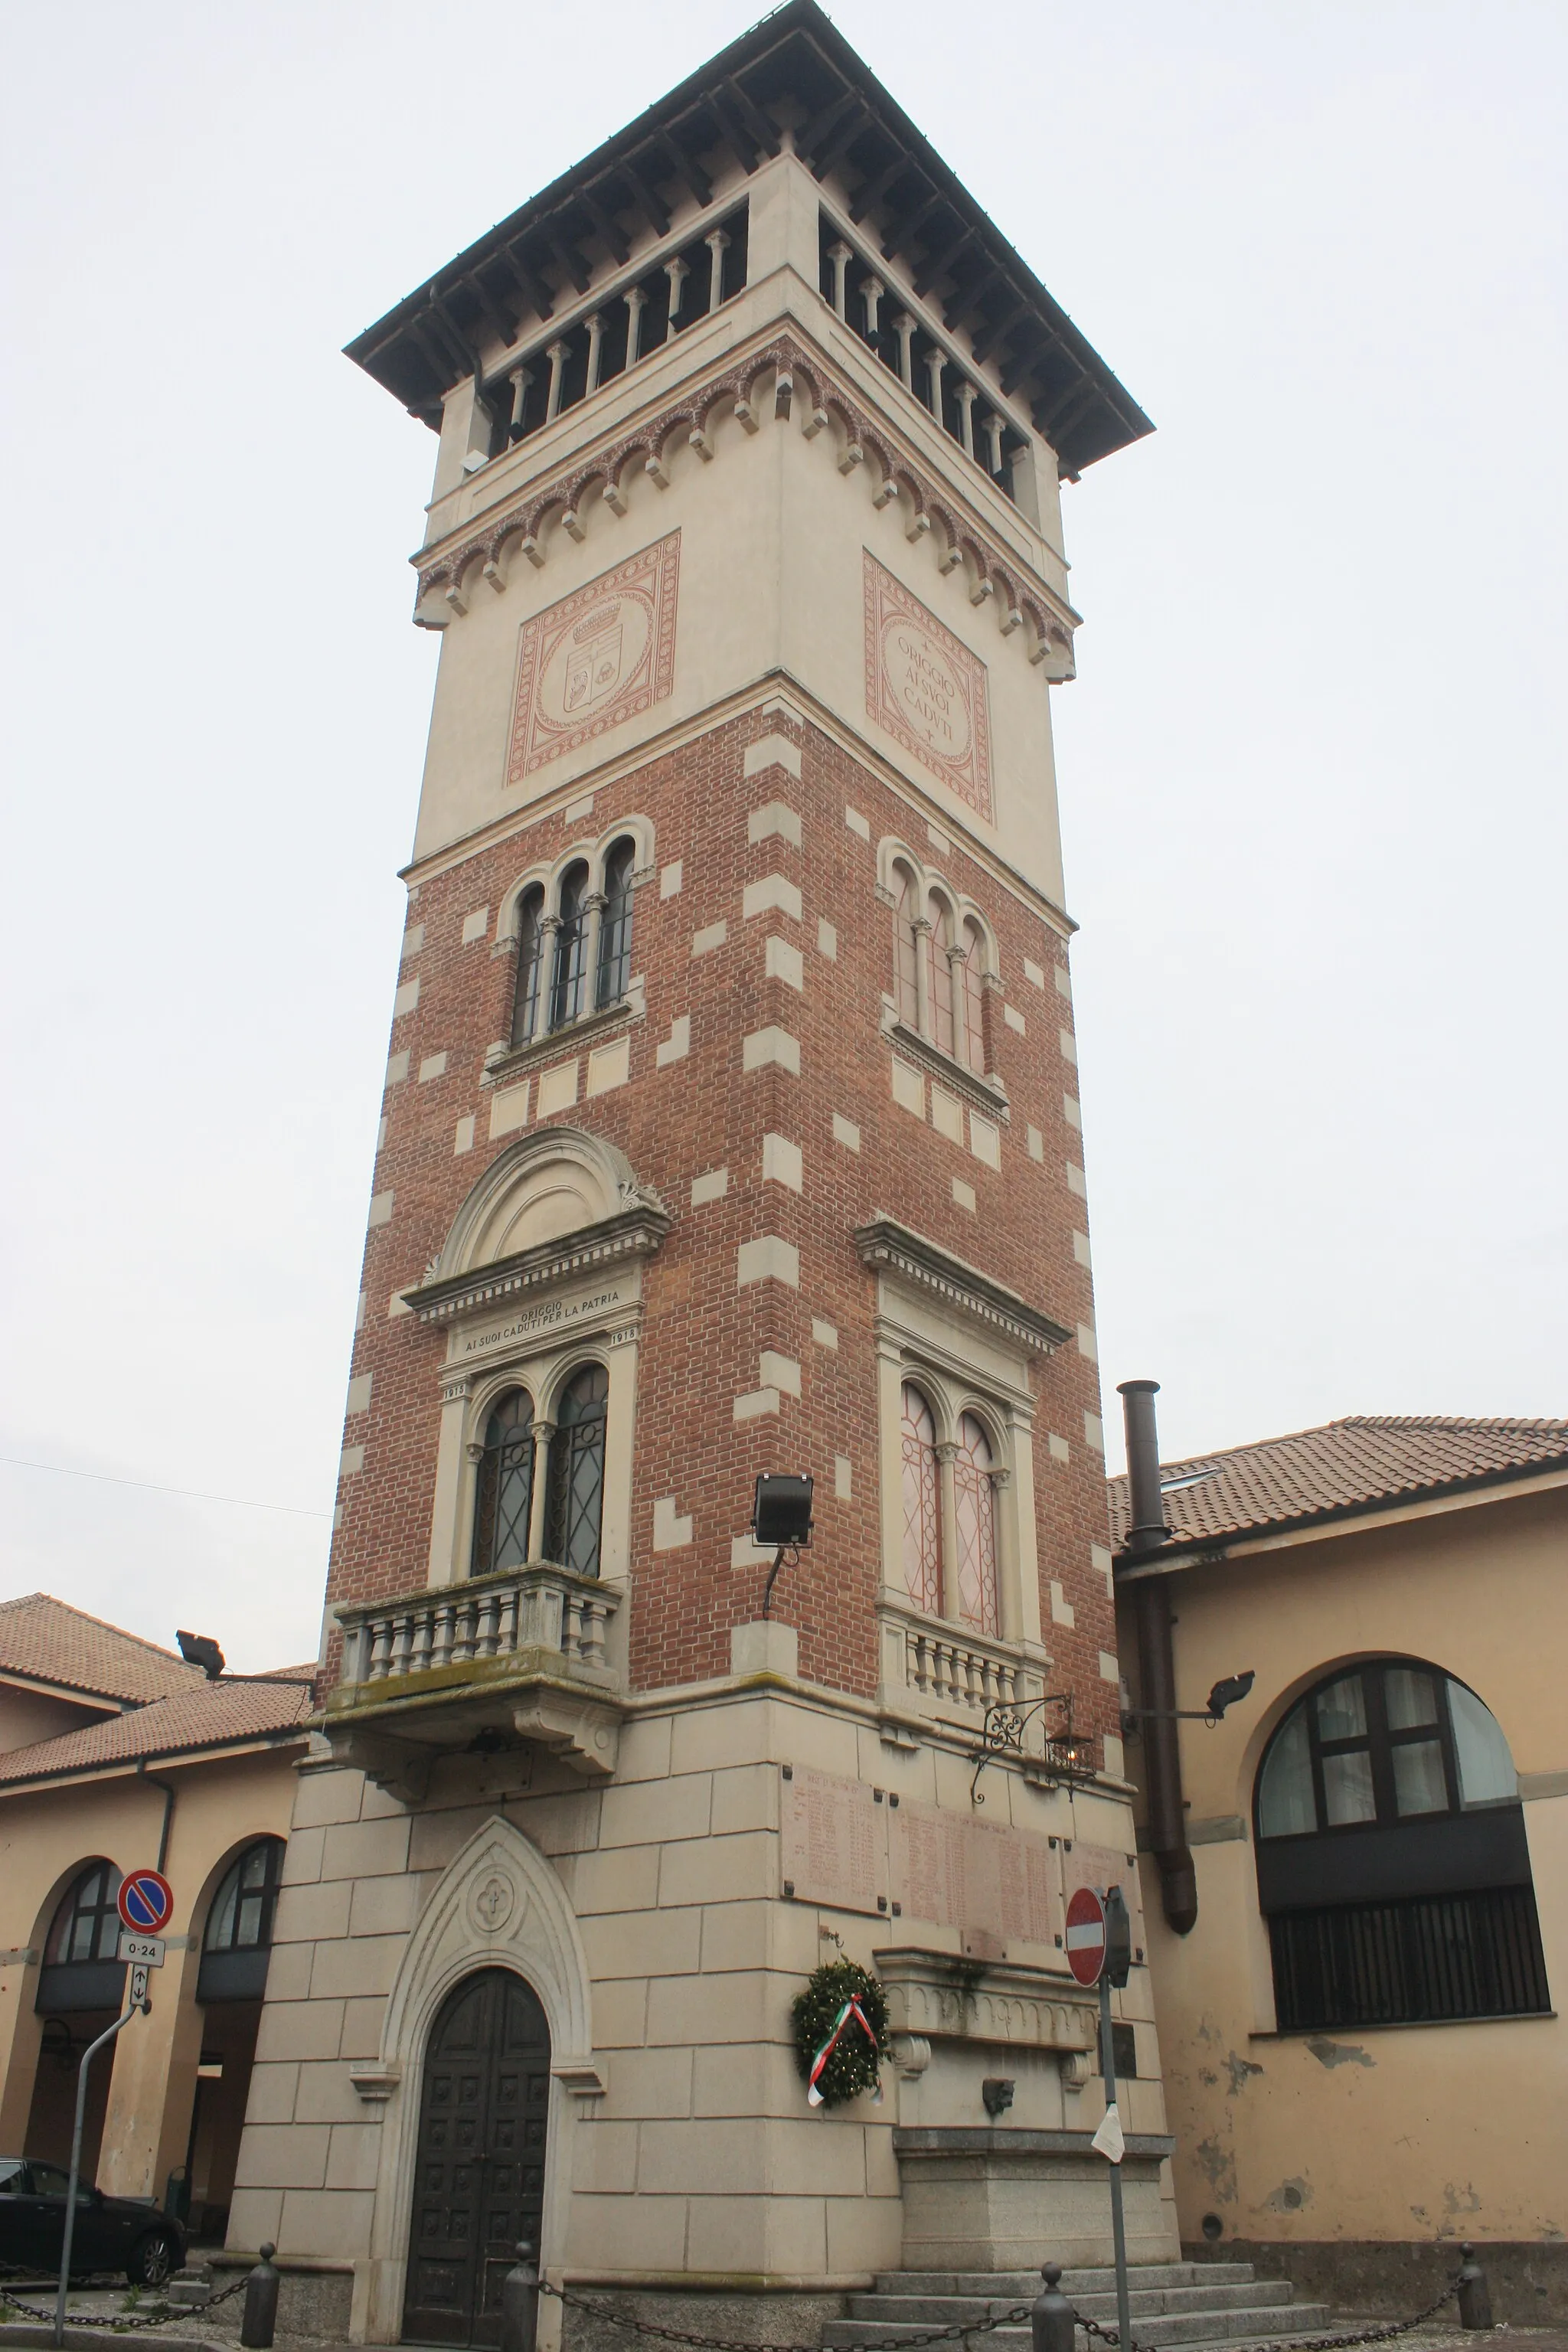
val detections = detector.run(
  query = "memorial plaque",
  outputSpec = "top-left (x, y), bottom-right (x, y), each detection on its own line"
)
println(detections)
top-left (890, 1802), bottom-right (967, 1929)
top-left (889, 1800), bottom-right (1064, 1955)
top-left (1062, 1840), bottom-right (1146, 1949)
top-left (780, 1766), bottom-right (887, 1916)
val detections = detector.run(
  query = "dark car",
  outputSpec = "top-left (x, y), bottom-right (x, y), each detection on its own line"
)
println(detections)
top-left (0, 2158), bottom-right (185, 2285)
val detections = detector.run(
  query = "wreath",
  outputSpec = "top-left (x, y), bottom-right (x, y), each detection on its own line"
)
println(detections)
top-left (791, 1959), bottom-right (889, 2109)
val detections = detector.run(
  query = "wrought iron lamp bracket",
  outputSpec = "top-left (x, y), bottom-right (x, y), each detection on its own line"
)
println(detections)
top-left (970, 1690), bottom-right (1098, 1803)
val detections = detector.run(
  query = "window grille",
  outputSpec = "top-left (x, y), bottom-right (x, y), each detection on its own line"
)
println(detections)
top-left (952, 1414), bottom-right (999, 1635)
top-left (1269, 1886), bottom-right (1550, 2031)
top-left (925, 896), bottom-right (956, 1059)
top-left (961, 919), bottom-right (988, 1073)
top-left (596, 838), bottom-right (636, 1008)
top-left (900, 1384), bottom-right (942, 1616)
top-left (550, 864), bottom-right (590, 1028)
top-left (472, 1389), bottom-right (537, 1574)
top-left (892, 864), bottom-right (920, 1030)
top-left (546, 1364), bottom-right (609, 1577)
top-left (511, 887), bottom-right (546, 1047)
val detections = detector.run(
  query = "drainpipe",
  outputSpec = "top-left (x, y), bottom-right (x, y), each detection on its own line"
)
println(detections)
top-left (136, 1759), bottom-right (178, 1872)
top-left (1117, 1380), bottom-right (1197, 1936)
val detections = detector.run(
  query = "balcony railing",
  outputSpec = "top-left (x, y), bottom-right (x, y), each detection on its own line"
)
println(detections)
top-left (328, 1563), bottom-right (624, 1790)
top-left (879, 1599), bottom-right (1047, 1733)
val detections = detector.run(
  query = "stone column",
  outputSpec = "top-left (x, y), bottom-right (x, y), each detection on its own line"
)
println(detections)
top-left (989, 1465), bottom-right (1017, 1642)
top-left (664, 255), bottom-right (689, 340)
top-left (948, 943), bottom-right (971, 1068)
top-left (544, 338), bottom-right (569, 422)
top-left (624, 284), bottom-right (647, 367)
top-left (508, 365), bottom-right (533, 438)
top-left (583, 891), bottom-right (608, 1010)
top-left (704, 227), bottom-right (730, 310)
top-left (954, 379), bottom-right (978, 459)
top-left (828, 240), bottom-right (852, 320)
top-left (983, 411), bottom-right (1006, 476)
top-left (936, 1442), bottom-right (962, 1623)
top-left (861, 272), bottom-right (885, 341)
top-left (924, 348), bottom-right (946, 422)
top-left (583, 313), bottom-right (605, 395)
top-left (527, 1423), bottom-right (556, 1560)
top-left (893, 312), bottom-right (916, 389)
top-left (912, 915), bottom-right (933, 1037)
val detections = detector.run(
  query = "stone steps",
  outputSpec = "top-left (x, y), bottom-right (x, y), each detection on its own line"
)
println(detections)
top-left (822, 2263), bottom-right (1333, 2352)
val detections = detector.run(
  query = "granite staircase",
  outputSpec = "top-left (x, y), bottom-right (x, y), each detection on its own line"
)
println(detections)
top-left (823, 2260), bottom-right (1334, 2352)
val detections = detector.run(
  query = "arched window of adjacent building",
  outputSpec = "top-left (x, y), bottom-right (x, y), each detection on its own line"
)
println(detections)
top-left (204, 1838), bottom-right (286, 1954)
top-left (900, 1383), bottom-right (941, 1616)
top-left (38, 1861), bottom-right (125, 2013)
top-left (891, 864), bottom-right (920, 1029)
top-left (511, 885), bottom-right (546, 1047)
top-left (1254, 1660), bottom-right (1549, 2031)
top-left (961, 918), bottom-right (988, 1074)
top-left (550, 862), bottom-right (590, 1029)
top-left (547, 1364), bottom-right (609, 1576)
top-left (471, 1389), bottom-right (536, 1575)
top-left (925, 894), bottom-right (956, 1058)
top-left (952, 1413), bottom-right (1000, 1635)
top-left (596, 838), bottom-right (636, 1008)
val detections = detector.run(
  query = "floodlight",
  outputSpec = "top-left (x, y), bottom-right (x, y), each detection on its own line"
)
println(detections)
top-left (177, 1631), bottom-right (226, 1681)
top-left (1206, 1671), bottom-right (1256, 1720)
top-left (753, 1473), bottom-right (813, 1550)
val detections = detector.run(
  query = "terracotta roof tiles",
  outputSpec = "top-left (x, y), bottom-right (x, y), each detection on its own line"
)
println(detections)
top-left (0, 1594), bottom-right (204, 1706)
top-left (1108, 1415), bottom-right (1568, 1552)
top-left (0, 1673), bottom-right (315, 1785)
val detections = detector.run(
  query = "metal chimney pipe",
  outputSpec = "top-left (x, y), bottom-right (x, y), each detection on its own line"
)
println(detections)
top-left (1118, 1379), bottom-right (1168, 1553)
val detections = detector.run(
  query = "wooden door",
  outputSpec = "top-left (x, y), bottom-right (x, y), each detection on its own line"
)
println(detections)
top-left (403, 1969), bottom-right (551, 2346)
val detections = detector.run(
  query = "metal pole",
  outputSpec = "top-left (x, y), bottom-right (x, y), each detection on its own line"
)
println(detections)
top-left (1099, 1976), bottom-right (1132, 2352)
top-left (54, 2002), bottom-right (142, 2347)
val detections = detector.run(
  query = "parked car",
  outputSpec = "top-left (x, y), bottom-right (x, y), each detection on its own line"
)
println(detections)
top-left (0, 2158), bottom-right (184, 2285)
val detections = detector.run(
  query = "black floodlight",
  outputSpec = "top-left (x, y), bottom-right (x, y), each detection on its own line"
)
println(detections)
top-left (753, 1473), bottom-right (813, 1550)
top-left (178, 1630), bottom-right (226, 1681)
top-left (1206, 1671), bottom-right (1256, 1720)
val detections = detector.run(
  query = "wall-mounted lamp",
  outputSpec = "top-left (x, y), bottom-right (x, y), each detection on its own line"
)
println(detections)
top-left (1122, 1669), bottom-right (1255, 1737)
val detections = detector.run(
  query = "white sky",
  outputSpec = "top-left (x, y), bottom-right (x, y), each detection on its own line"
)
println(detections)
top-left (2, 2), bottom-right (1563, 1671)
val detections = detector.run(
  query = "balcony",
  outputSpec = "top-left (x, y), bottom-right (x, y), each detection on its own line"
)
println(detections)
top-left (877, 1599), bottom-right (1047, 1744)
top-left (325, 1563), bottom-right (624, 1797)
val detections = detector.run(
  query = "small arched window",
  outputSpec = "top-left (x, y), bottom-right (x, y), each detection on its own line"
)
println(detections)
top-left (1255, 1660), bottom-right (1549, 2030)
top-left (550, 863), bottom-right (590, 1029)
top-left (204, 1838), bottom-right (285, 1955)
top-left (960, 919), bottom-right (988, 1074)
top-left (472, 1389), bottom-right (537, 1575)
top-left (596, 839), bottom-right (636, 1008)
top-left (547, 1364), bottom-right (609, 1577)
top-left (511, 886), bottom-right (546, 1047)
top-left (925, 895), bottom-right (956, 1058)
top-left (952, 1414), bottom-right (999, 1635)
top-left (900, 1384), bottom-right (941, 1616)
top-left (891, 864), bottom-right (920, 1030)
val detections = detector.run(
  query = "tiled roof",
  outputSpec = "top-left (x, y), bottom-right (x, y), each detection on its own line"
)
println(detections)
top-left (0, 1594), bottom-right (204, 1706)
top-left (0, 1674), bottom-right (315, 1785)
top-left (1109, 1416), bottom-right (1568, 1552)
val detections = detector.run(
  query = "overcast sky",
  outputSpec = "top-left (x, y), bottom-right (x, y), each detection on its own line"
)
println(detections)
top-left (2, 2), bottom-right (1563, 1671)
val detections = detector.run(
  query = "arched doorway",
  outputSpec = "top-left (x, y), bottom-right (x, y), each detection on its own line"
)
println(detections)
top-left (402, 1968), bottom-right (550, 2347)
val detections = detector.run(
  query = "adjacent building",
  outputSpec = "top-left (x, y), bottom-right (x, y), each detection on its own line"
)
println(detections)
top-left (0, 1595), bottom-right (312, 2240)
top-left (1111, 1407), bottom-right (1567, 2323)
top-left (229, 5), bottom-right (1168, 2342)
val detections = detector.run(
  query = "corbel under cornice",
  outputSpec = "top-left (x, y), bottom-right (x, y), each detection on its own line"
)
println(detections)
top-left (413, 327), bottom-right (1079, 676)
top-left (854, 1215), bottom-right (1070, 1359)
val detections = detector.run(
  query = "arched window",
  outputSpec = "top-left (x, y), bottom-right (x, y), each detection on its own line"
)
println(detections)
top-left (546, 1364), bottom-right (609, 1576)
top-left (925, 895), bottom-right (956, 1057)
top-left (511, 886), bottom-right (546, 1047)
top-left (471, 1390), bottom-right (536, 1575)
top-left (550, 863), bottom-right (589, 1028)
top-left (1255, 1660), bottom-right (1549, 2030)
top-left (37, 1862), bottom-right (125, 2014)
top-left (952, 1414), bottom-right (999, 1635)
top-left (891, 864), bottom-right (920, 1030)
top-left (204, 1838), bottom-right (285, 1953)
top-left (961, 918), bottom-right (988, 1074)
top-left (596, 838), bottom-right (636, 1008)
top-left (900, 1384), bottom-right (941, 1616)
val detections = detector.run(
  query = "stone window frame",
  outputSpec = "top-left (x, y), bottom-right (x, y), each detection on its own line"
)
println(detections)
top-left (873, 1304), bottom-right (1043, 1658)
top-left (876, 835), bottom-right (1005, 1102)
top-left (442, 1338), bottom-right (630, 1594)
top-left (485, 816), bottom-right (655, 1080)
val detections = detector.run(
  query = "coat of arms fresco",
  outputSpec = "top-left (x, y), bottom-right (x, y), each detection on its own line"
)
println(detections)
top-left (507, 531), bottom-right (681, 781)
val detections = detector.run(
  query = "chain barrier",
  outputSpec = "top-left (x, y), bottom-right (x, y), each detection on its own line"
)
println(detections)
top-left (0, 2264), bottom-right (250, 2333)
top-left (539, 2268), bottom-right (1466, 2352)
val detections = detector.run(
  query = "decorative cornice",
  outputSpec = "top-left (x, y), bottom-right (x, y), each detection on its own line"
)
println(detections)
top-left (414, 329), bottom-right (1077, 674)
top-left (403, 1203), bottom-right (669, 1325)
top-left (854, 1215), bottom-right (1070, 1358)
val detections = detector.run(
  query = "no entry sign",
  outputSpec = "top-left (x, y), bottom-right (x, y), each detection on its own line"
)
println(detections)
top-left (117, 1868), bottom-right (174, 1936)
top-left (1065, 1885), bottom-right (1107, 1987)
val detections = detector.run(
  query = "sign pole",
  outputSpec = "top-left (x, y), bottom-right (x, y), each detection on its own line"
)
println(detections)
top-left (1098, 1973), bottom-right (1132, 2352)
top-left (54, 2002), bottom-right (143, 2347)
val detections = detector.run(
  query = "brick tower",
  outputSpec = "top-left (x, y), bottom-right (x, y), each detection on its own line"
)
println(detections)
top-left (233, 8), bottom-right (1168, 2341)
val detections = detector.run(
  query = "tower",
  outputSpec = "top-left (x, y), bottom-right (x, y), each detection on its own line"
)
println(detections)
top-left (233, 8), bottom-right (1166, 2341)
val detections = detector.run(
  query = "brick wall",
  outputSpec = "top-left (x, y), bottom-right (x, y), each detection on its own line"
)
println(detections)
top-left (330, 698), bottom-right (1116, 1736)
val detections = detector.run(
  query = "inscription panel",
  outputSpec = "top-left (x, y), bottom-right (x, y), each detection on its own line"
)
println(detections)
top-left (780, 1767), bottom-right (889, 1916)
top-left (507, 533), bottom-right (681, 781)
top-left (864, 554), bottom-right (993, 820)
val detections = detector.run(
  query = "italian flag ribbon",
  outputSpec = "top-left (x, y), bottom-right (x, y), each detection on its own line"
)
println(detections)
top-left (807, 1994), bottom-right (880, 2106)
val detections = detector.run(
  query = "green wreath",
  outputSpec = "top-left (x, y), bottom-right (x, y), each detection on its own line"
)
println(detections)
top-left (791, 1959), bottom-right (889, 2109)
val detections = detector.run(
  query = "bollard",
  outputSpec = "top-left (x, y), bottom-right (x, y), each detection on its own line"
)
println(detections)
top-left (1456, 2246), bottom-right (1493, 2332)
top-left (1032, 2263), bottom-right (1075, 2352)
top-left (241, 2243), bottom-right (281, 2350)
top-left (501, 2240), bottom-right (540, 2352)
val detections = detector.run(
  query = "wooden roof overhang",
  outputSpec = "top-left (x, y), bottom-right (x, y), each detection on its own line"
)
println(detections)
top-left (344, 0), bottom-right (1152, 477)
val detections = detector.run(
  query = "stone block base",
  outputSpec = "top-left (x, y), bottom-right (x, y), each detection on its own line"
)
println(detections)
top-left (895, 2129), bottom-right (1178, 2272)
top-left (560, 2290), bottom-right (847, 2352)
top-left (1188, 2239), bottom-right (1568, 2329)
top-left (207, 2258), bottom-right (354, 2341)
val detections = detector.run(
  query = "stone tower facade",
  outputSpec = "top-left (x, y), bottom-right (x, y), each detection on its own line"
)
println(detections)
top-left (230, 7), bottom-right (1170, 2341)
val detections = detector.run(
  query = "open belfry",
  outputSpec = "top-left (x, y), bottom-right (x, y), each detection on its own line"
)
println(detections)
top-left (232, 5), bottom-right (1169, 2340)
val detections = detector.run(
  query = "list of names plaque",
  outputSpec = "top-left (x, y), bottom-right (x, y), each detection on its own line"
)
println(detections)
top-left (779, 1766), bottom-right (887, 1916)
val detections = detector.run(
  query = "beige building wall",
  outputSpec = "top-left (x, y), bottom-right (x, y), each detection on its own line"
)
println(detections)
top-left (1118, 1481), bottom-right (1566, 2260)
